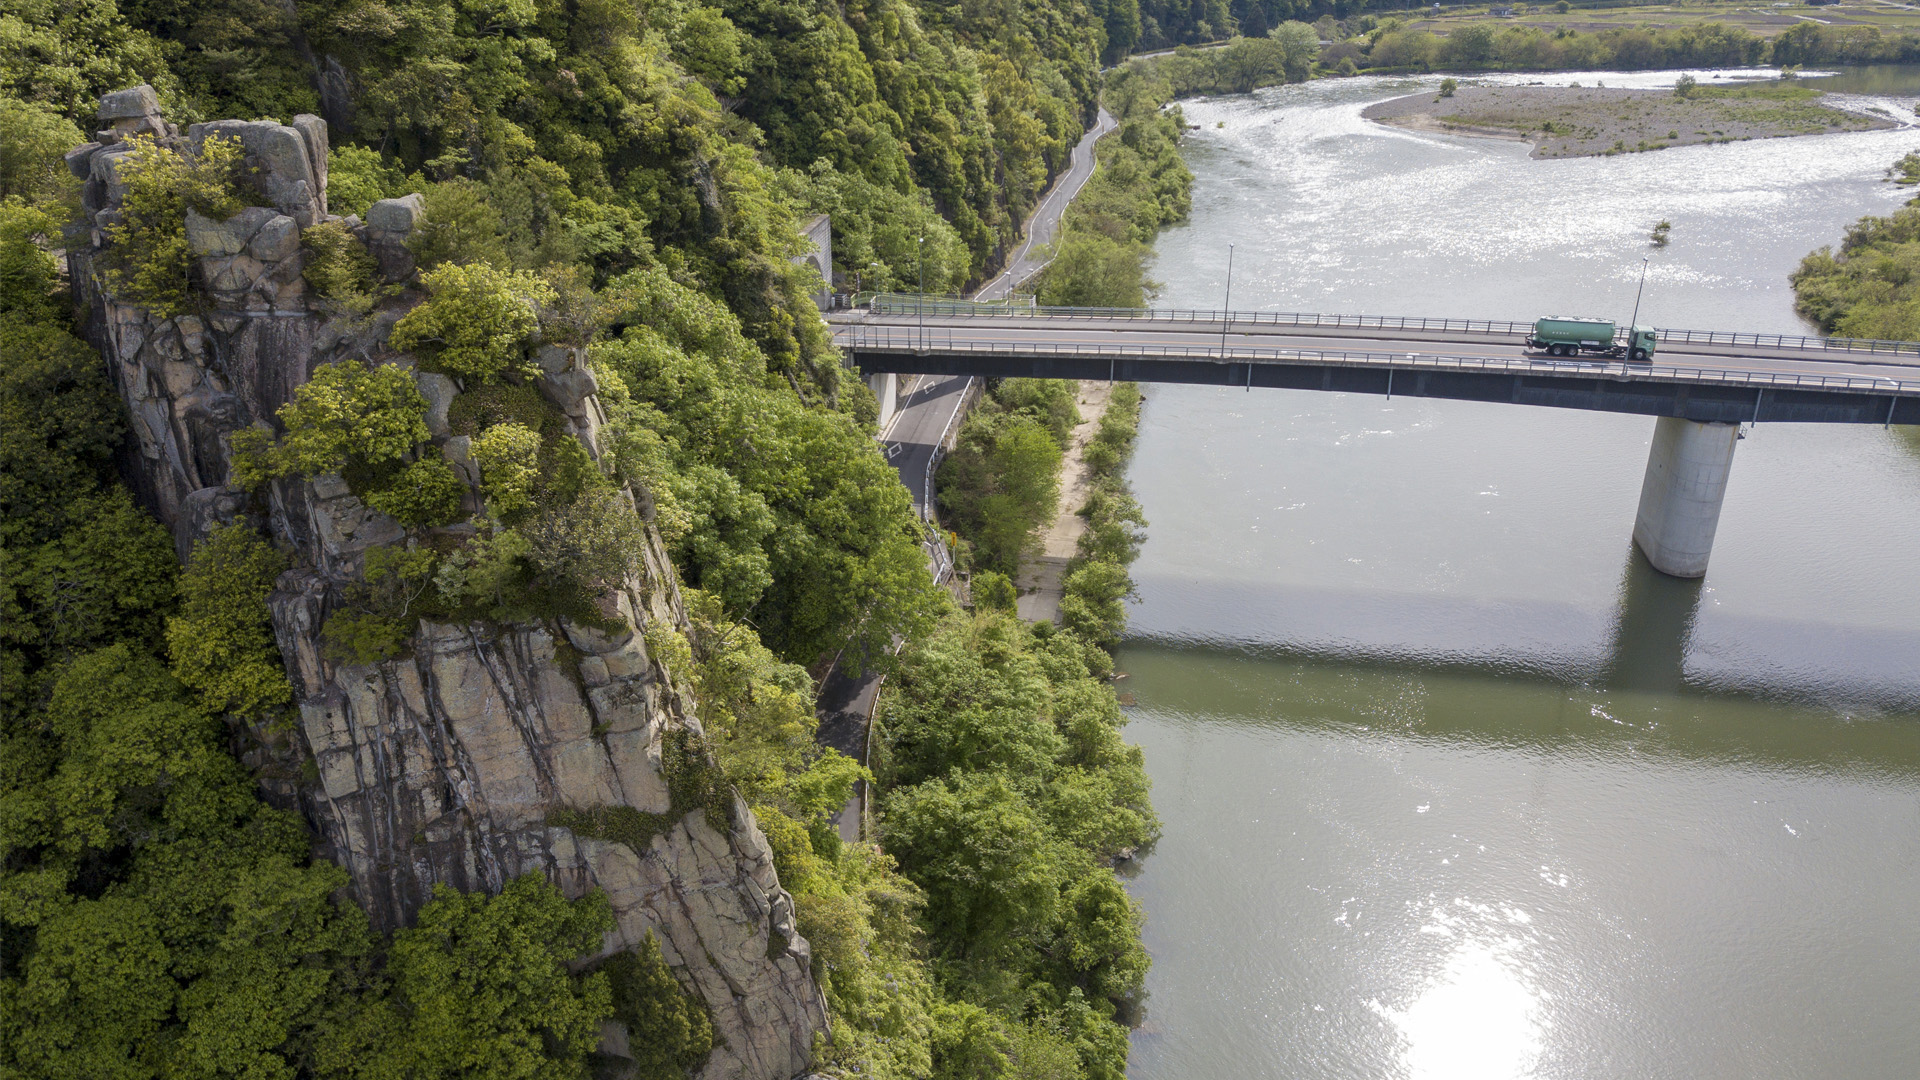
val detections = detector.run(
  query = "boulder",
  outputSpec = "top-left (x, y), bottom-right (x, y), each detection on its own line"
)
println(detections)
top-left (97, 84), bottom-right (162, 121)
top-left (186, 206), bottom-right (276, 257)
top-left (189, 120), bottom-right (325, 227)
top-left (415, 373), bottom-right (457, 437)
top-left (366, 193), bottom-right (426, 234)
top-left (65, 142), bottom-right (102, 179)
top-left (248, 214), bottom-right (301, 262)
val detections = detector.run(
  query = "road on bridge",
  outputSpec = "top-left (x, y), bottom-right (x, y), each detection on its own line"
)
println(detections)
top-left (829, 310), bottom-right (1920, 402)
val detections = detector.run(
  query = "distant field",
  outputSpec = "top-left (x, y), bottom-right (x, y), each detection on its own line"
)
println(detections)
top-left (1397, 1), bottom-right (1920, 40)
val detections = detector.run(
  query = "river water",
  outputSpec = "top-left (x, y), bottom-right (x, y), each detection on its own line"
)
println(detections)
top-left (1120, 70), bottom-right (1920, 1080)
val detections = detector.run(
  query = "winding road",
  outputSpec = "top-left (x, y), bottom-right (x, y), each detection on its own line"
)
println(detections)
top-left (818, 109), bottom-right (1123, 841)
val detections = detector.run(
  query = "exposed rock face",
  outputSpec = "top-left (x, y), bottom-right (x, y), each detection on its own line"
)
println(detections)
top-left (68, 89), bottom-right (826, 1080)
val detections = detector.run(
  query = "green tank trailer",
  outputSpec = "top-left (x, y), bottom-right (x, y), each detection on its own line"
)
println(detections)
top-left (1527, 317), bottom-right (1656, 362)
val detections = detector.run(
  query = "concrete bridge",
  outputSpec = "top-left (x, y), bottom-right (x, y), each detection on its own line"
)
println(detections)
top-left (832, 300), bottom-right (1920, 579)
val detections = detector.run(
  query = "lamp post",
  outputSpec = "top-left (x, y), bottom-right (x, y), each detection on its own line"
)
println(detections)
top-left (917, 236), bottom-right (926, 351)
top-left (1629, 255), bottom-right (1650, 333)
top-left (1221, 243), bottom-right (1236, 364)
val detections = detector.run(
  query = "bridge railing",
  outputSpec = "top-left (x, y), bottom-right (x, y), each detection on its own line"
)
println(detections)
top-left (861, 297), bottom-right (1920, 358)
top-left (839, 327), bottom-right (1920, 397)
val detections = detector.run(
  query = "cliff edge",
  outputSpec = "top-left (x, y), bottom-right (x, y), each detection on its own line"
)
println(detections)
top-left (64, 85), bottom-right (826, 1080)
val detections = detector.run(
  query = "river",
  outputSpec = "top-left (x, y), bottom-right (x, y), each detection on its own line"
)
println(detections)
top-left (1120, 70), bottom-right (1920, 1080)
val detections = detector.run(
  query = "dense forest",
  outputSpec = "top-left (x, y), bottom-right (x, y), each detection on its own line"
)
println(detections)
top-left (0, 0), bottom-right (1229, 1071)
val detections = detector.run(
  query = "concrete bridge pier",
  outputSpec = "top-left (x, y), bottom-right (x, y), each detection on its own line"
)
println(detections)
top-left (1632, 416), bottom-right (1741, 578)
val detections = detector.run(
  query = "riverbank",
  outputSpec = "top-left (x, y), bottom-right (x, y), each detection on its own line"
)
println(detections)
top-left (1017, 381), bottom-right (1116, 622)
top-left (1363, 81), bottom-right (1893, 158)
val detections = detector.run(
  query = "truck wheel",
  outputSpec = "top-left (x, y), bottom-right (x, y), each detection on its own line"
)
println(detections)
top-left (1630, 348), bottom-right (1648, 362)
top-left (1549, 344), bottom-right (1565, 357)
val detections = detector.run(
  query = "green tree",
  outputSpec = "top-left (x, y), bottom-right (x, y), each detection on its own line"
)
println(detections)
top-left (319, 875), bottom-right (615, 1080)
top-left (0, 96), bottom-right (83, 209)
top-left (230, 358), bottom-right (431, 486)
top-left (165, 522), bottom-right (290, 717)
top-left (389, 263), bottom-right (554, 383)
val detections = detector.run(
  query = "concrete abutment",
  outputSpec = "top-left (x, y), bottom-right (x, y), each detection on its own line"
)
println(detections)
top-left (1632, 416), bottom-right (1740, 579)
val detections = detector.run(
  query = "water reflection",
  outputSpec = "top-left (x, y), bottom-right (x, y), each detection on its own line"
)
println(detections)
top-left (1599, 546), bottom-right (1703, 697)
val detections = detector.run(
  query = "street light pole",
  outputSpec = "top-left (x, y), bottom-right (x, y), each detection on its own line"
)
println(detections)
top-left (1221, 243), bottom-right (1236, 368)
top-left (917, 236), bottom-right (926, 351)
top-left (1629, 255), bottom-right (1650, 332)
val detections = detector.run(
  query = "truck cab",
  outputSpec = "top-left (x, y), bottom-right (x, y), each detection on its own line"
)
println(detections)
top-left (1626, 325), bottom-right (1656, 362)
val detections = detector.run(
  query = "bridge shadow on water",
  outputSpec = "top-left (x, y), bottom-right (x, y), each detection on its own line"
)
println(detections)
top-left (1119, 547), bottom-right (1920, 777)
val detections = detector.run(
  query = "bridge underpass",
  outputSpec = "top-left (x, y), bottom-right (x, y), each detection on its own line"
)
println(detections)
top-left (831, 304), bottom-right (1920, 579)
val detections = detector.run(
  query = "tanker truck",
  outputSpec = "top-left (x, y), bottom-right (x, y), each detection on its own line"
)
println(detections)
top-left (1527, 317), bottom-right (1656, 362)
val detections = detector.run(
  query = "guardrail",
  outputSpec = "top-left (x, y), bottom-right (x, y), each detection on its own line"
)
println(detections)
top-left (860, 297), bottom-right (1920, 358)
top-left (839, 327), bottom-right (1920, 397)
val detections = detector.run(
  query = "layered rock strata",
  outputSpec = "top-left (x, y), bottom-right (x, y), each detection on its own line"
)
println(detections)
top-left (66, 87), bottom-right (826, 1080)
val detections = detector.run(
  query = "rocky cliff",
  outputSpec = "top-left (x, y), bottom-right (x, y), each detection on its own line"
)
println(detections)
top-left (64, 86), bottom-right (827, 1080)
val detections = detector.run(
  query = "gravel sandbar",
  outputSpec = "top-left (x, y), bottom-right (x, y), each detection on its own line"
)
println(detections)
top-left (1361, 83), bottom-right (1895, 158)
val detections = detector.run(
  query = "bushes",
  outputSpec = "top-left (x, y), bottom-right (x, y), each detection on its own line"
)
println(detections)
top-left (360, 452), bottom-right (465, 528)
top-left (471, 422), bottom-right (544, 518)
top-left (300, 219), bottom-right (377, 311)
top-left (601, 933), bottom-right (715, 1080)
top-left (877, 610), bottom-right (1157, 1080)
top-left (388, 263), bottom-right (554, 383)
top-left (165, 522), bottom-right (291, 716)
top-left (98, 134), bottom-right (246, 316)
top-left (1791, 193), bottom-right (1920, 340)
top-left (1062, 383), bottom-right (1146, 648)
top-left (229, 358), bottom-right (430, 486)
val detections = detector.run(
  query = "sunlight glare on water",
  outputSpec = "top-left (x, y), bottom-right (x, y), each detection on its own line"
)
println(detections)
top-left (1381, 933), bottom-right (1543, 1080)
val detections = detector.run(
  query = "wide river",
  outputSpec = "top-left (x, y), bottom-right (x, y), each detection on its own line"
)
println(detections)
top-left (1119, 70), bottom-right (1920, 1079)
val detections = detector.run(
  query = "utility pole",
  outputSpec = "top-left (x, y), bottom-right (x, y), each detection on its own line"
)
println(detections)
top-left (1221, 243), bottom-right (1235, 365)
top-left (918, 236), bottom-right (926, 351)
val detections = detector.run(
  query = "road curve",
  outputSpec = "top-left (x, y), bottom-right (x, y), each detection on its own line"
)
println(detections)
top-left (975, 108), bottom-right (1118, 302)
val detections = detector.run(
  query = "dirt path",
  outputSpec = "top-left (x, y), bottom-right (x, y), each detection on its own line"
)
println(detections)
top-left (1016, 381), bottom-right (1114, 624)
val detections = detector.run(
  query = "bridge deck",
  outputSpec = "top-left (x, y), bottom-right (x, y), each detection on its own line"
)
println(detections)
top-left (832, 310), bottom-right (1920, 425)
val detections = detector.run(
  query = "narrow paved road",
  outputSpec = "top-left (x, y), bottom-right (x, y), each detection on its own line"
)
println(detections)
top-left (818, 110), bottom-right (1123, 841)
top-left (976, 107), bottom-right (1117, 302)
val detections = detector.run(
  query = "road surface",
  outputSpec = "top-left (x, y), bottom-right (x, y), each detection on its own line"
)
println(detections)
top-left (830, 312), bottom-right (1920, 395)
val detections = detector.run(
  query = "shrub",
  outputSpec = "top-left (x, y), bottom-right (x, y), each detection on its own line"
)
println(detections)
top-left (300, 219), bottom-right (377, 311)
top-left (320, 609), bottom-right (410, 664)
top-left (1438, 77), bottom-right (1458, 98)
top-left (389, 262), bottom-right (554, 382)
top-left (166, 522), bottom-right (291, 716)
top-left (1058, 560), bottom-right (1135, 649)
top-left (361, 452), bottom-right (466, 527)
top-left (229, 358), bottom-right (430, 485)
top-left (99, 134), bottom-right (246, 316)
top-left (1673, 73), bottom-right (1698, 99)
top-left (471, 422), bottom-right (543, 518)
top-left (972, 570), bottom-right (1017, 612)
top-left (601, 932), bottom-right (715, 1080)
